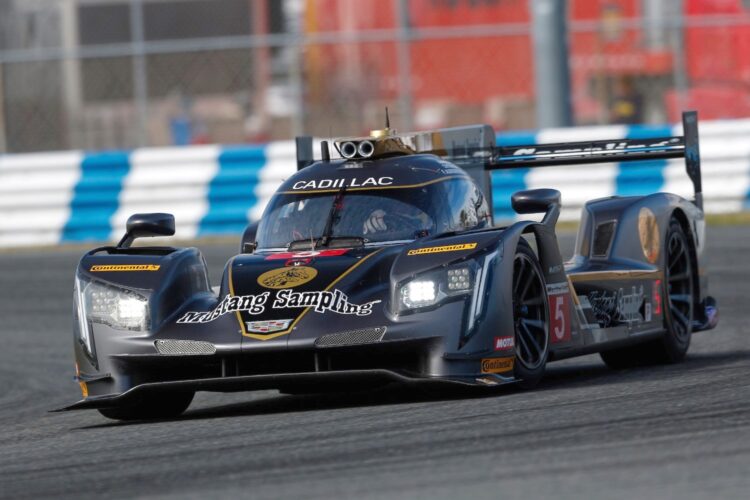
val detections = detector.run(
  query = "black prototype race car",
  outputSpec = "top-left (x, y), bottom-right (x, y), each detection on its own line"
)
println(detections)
top-left (59, 111), bottom-right (718, 420)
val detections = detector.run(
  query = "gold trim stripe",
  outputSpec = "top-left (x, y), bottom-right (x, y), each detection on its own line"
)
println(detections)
top-left (566, 276), bottom-right (580, 306)
top-left (567, 270), bottom-right (663, 283)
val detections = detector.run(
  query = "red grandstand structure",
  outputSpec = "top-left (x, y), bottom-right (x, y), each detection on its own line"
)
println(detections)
top-left (303, 0), bottom-right (750, 129)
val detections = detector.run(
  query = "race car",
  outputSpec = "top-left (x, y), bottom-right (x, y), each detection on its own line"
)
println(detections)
top-left (58, 111), bottom-right (718, 420)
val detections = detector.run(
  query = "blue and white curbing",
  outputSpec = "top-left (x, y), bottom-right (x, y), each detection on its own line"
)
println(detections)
top-left (0, 118), bottom-right (748, 248)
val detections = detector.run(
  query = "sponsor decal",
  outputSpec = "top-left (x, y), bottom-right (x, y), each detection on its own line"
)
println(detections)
top-left (547, 283), bottom-right (571, 343)
top-left (494, 336), bottom-right (515, 351)
top-left (512, 147), bottom-right (537, 156)
top-left (178, 293), bottom-right (270, 323)
top-left (407, 242), bottom-right (477, 256)
top-left (90, 264), bottom-right (160, 272)
top-left (234, 248), bottom-right (382, 339)
top-left (481, 357), bottom-right (514, 374)
top-left (273, 289), bottom-right (380, 316)
top-left (246, 319), bottom-right (293, 333)
top-left (265, 249), bottom-right (350, 261)
top-left (587, 285), bottom-right (645, 328)
top-left (638, 207), bottom-right (660, 264)
top-left (507, 138), bottom-right (680, 158)
top-left (257, 266), bottom-right (318, 289)
top-left (546, 282), bottom-right (569, 295)
top-left (575, 295), bottom-right (601, 330)
top-left (548, 264), bottom-right (563, 274)
top-left (177, 290), bottom-right (380, 324)
top-left (616, 286), bottom-right (644, 323)
top-left (286, 258), bottom-right (313, 267)
top-left (292, 177), bottom-right (393, 190)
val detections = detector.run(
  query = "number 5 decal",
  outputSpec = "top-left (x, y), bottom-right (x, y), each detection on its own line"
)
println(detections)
top-left (549, 292), bottom-right (571, 343)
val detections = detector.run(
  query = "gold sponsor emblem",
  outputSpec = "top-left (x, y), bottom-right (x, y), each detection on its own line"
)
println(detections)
top-left (257, 266), bottom-right (318, 289)
top-left (407, 243), bottom-right (477, 256)
top-left (90, 264), bottom-right (160, 272)
top-left (481, 357), bottom-right (514, 374)
top-left (638, 207), bottom-right (660, 264)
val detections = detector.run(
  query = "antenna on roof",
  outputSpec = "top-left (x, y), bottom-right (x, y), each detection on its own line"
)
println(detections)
top-left (370, 107), bottom-right (395, 138)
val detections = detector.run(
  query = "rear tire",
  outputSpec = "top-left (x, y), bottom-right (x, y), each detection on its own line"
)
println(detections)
top-left (600, 217), bottom-right (694, 369)
top-left (657, 218), bottom-right (695, 361)
top-left (512, 241), bottom-right (550, 388)
top-left (98, 391), bottom-right (194, 421)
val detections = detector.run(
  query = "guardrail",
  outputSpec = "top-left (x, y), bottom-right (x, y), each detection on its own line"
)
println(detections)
top-left (1, 119), bottom-right (748, 248)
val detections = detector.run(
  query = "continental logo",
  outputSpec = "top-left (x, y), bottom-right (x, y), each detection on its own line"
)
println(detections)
top-left (481, 357), bottom-right (514, 374)
top-left (257, 266), bottom-right (318, 289)
top-left (407, 243), bottom-right (477, 256)
top-left (90, 264), bottom-right (160, 272)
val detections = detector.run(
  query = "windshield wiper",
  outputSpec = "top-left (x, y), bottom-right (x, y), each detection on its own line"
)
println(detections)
top-left (285, 185), bottom-right (362, 251)
top-left (319, 185), bottom-right (347, 247)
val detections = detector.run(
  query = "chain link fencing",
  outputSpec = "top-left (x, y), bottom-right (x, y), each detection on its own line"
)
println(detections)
top-left (1, 0), bottom-right (749, 154)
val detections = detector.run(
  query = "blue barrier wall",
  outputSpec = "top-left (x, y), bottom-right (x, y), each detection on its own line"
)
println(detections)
top-left (0, 118), bottom-right (748, 247)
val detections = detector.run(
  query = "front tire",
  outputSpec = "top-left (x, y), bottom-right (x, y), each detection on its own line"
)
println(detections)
top-left (98, 391), bottom-right (194, 421)
top-left (512, 242), bottom-right (550, 388)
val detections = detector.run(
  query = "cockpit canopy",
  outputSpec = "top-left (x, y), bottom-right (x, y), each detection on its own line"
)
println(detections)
top-left (256, 174), bottom-right (490, 250)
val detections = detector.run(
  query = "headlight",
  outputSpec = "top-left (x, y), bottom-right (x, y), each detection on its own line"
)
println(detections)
top-left (77, 277), bottom-right (150, 332)
top-left (447, 267), bottom-right (471, 291)
top-left (397, 264), bottom-right (474, 313)
top-left (401, 280), bottom-right (438, 308)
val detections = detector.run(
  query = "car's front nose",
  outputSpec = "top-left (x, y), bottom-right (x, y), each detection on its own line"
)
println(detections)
top-left (231, 244), bottom-right (471, 377)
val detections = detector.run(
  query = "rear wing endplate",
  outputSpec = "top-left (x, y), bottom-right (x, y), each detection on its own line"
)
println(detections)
top-left (489, 111), bottom-right (703, 209)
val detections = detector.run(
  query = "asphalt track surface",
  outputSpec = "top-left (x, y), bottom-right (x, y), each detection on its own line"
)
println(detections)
top-left (1, 227), bottom-right (748, 500)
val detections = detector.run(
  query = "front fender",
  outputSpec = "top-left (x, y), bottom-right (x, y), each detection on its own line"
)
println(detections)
top-left (388, 221), bottom-right (565, 357)
top-left (77, 247), bottom-right (212, 332)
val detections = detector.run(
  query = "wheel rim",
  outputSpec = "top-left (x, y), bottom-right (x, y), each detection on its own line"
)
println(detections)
top-left (666, 230), bottom-right (693, 341)
top-left (512, 252), bottom-right (549, 370)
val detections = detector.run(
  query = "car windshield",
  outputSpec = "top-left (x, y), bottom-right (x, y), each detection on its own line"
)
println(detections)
top-left (256, 177), bottom-right (487, 250)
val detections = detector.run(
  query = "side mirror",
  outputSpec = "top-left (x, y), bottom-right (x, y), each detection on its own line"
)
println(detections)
top-left (511, 188), bottom-right (561, 228)
top-left (240, 221), bottom-right (260, 253)
top-left (117, 213), bottom-right (175, 248)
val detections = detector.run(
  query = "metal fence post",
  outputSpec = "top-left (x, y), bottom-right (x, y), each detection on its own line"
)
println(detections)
top-left (0, 63), bottom-right (6, 153)
top-left (530, 0), bottom-right (573, 128)
top-left (61, 0), bottom-right (82, 150)
top-left (289, 35), bottom-right (305, 139)
top-left (671, 0), bottom-right (689, 115)
top-left (130, 0), bottom-right (149, 147)
top-left (396, 0), bottom-right (414, 131)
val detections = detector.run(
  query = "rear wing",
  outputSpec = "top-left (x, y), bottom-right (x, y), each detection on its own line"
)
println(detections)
top-left (489, 111), bottom-right (703, 209)
top-left (295, 111), bottom-right (702, 210)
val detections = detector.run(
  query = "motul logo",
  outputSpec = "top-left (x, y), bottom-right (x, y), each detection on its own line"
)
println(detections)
top-left (494, 336), bottom-right (514, 351)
